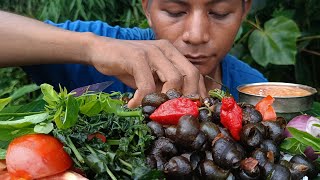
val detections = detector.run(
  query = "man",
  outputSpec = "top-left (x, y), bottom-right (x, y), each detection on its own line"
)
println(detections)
top-left (0, 0), bottom-right (267, 108)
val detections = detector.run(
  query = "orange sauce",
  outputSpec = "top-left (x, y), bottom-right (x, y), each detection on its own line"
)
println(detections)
top-left (240, 85), bottom-right (312, 97)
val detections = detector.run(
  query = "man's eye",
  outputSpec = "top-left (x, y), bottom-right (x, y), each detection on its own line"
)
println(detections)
top-left (209, 12), bottom-right (229, 19)
top-left (166, 11), bottom-right (186, 17)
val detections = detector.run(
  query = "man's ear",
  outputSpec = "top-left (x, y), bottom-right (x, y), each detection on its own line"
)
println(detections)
top-left (242, 0), bottom-right (252, 21)
top-left (141, 0), bottom-right (153, 27)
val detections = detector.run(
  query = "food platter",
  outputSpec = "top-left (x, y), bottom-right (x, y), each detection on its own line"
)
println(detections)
top-left (0, 83), bottom-right (319, 179)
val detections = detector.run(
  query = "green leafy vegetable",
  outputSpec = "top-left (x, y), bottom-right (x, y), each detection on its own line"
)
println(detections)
top-left (0, 128), bottom-right (35, 142)
top-left (0, 97), bottom-right (11, 111)
top-left (0, 148), bottom-right (6, 159)
top-left (0, 112), bottom-right (49, 129)
top-left (287, 127), bottom-right (320, 151)
top-left (10, 84), bottom-right (40, 100)
top-left (280, 137), bottom-right (307, 155)
top-left (34, 122), bottom-right (54, 134)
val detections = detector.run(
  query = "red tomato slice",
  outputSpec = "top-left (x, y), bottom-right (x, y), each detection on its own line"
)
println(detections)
top-left (87, 132), bottom-right (106, 143)
top-left (0, 171), bottom-right (10, 180)
top-left (263, 105), bottom-right (277, 121)
top-left (255, 95), bottom-right (277, 121)
top-left (6, 134), bottom-right (73, 180)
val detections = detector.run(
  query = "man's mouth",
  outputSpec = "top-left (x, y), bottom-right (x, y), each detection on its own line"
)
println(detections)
top-left (184, 54), bottom-right (210, 64)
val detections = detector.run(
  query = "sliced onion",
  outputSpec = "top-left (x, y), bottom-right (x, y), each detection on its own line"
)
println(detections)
top-left (283, 115), bottom-right (320, 161)
top-left (283, 115), bottom-right (310, 137)
top-left (306, 116), bottom-right (320, 137)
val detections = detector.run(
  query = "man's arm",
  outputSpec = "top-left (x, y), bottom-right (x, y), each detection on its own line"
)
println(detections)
top-left (0, 10), bottom-right (204, 108)
top-left (0, 11), bottom-right (90, 67)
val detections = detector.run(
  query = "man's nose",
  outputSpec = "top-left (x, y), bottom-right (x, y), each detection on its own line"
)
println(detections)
top-left (182, 12), bottom-right (210, 45)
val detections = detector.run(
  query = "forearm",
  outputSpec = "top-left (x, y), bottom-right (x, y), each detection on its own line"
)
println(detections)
top-left (0, 11), bottom-right (91, 67)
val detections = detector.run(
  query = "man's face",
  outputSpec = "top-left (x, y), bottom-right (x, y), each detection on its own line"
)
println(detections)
top-left (142, 0), bottom-right (251, 76)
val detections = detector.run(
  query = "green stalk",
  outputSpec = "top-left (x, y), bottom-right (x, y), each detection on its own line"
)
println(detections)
top-left (116, 110), bottom-right (141, 117)
top-left (298, 35), bottom-right (320, 41)
top-left (107, 139), bottom-right (120, 145)
top-left (121, 168), bottom-right (132, 176)
top-left (0, 111), bottom-right (45, 117)
top-left (106, 165), bottom-right (118, 180)
top-left (66, 136), bottom-right (85, 163)
top-left (85, 144), bottom-right (117, 180)
top-left (119, 158), bottom-right (132, 170)
top-left (131, 152), bottom-right (142, 156)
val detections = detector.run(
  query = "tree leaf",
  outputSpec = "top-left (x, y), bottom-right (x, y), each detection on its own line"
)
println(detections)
top-left (249, 0), bottom-right (267, 14)
top-left (248, 16), bottom-right (300, 67)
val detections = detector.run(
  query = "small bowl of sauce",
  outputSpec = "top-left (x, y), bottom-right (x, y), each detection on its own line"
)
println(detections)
top-left (237, 82), bottom-right (317, 118)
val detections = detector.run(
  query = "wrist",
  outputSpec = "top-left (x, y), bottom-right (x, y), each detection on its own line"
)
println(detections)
top-left (70, 32), bottom-right (97, 65)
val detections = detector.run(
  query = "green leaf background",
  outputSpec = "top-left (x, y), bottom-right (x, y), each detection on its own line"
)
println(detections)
top-left (248, 16), bottom-right (300, 67)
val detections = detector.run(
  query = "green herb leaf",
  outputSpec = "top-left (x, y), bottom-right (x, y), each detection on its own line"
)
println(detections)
top-left (0, 100), bottom-right (45, 114)
top-left (10, 84), bottom-right (40, 100)
top-left (0, 97), bottom-right (12, 111)
top-left (40, 83), bottom-right (60, 107)
top-left (280, 137), bottom-right (307, 155)
top-left (0, 128), bottom-right (35, 141)
top-left (0, 148), bottom-right (6, 159)
top-left (62, 95), bottom-right (79, 129)
top-left (80, 98), bottom-right (102, 116)
top-left (0, 112), bottom-right (49, 129)
top-left (287, 127), bottom-right (320, 151)
top-left (34, 122), bottom-right (54, 134)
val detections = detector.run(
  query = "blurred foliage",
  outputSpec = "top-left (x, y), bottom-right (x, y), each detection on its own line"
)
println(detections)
top-left (0, 0), bottom-right (319, 102)
top-left (231, 0), bottom-right (320, 101)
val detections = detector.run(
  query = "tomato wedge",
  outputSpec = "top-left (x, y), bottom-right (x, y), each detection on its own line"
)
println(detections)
top-left (6, 134), bottom-right (73, 180)
top-left (255, 95), bottom-right (277, 121)
top-left (87, 132), bottom-right (106, 143)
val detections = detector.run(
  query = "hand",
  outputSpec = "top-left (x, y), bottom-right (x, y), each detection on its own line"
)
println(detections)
top-left (86, 35), bottom-right (207, 108)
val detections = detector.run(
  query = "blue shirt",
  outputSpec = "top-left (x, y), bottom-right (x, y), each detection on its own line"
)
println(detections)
top-left (23, 20), bottom-right (267, 101)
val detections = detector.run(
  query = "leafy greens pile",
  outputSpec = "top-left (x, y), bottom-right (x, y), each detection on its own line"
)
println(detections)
top-left (0, 84), bottom-right (162, 179)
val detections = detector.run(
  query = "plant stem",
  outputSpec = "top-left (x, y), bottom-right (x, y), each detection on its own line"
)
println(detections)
top-left (245, 19), bottom-right (263, 31)
top-left (106, 165), bottom-right (118, 180)
top-left (121, 168), bottom-right (132, 176)
top-left (66, 136), bottom-right (85, 163)
top-left (301, 49), bottom-right (320, 56)
top-left (237, 28), bottom-right (254, 44)
top-left (116, 110), bottom-right (141, 117)
top-left (131, 152), bottom-right (142, 156)
top-left (119, 158), bottom-right (133, 169)
top-left (298, 35), bottom-right (320, 41)
top-left (0, 111), bottom-right (45, 117)
top-left (107, 139), bottom-right (120, 145)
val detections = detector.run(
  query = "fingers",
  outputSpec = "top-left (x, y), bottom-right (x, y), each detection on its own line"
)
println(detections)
top-left (145, 45), bottom-right (184, 93)
top-left (198, 75), bottom-right (208, 99)
top-left (155, 40), bottom-right (200, 95)
top-left (127, 56), bottom-right (156, 108)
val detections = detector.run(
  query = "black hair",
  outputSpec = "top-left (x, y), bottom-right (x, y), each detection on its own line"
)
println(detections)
top-left (148, 0), bottom-right (246, 10)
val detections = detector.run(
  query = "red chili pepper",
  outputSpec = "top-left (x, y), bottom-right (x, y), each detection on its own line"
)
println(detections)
top-left (255, 95), bottom-right (277, 121)
top-left (220, 96), bottom-right (243, 141)
top-left (87, 132), bottom-right (107, 143)
top-left (150, 97), bottom-right (199, 125)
